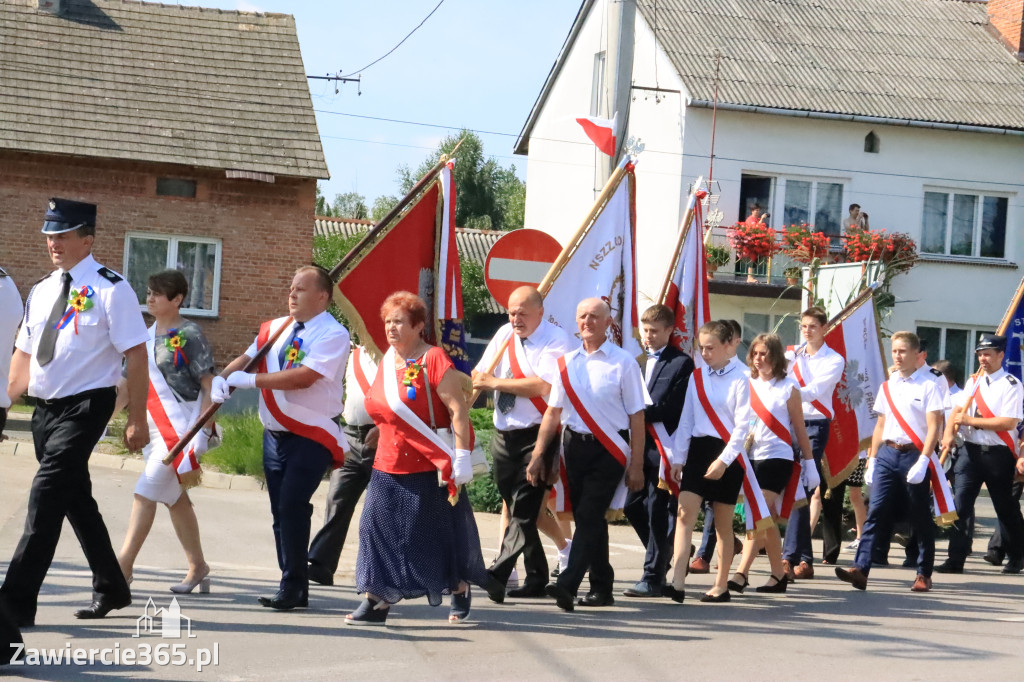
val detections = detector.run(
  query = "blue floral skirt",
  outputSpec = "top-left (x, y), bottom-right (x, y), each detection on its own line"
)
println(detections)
top-left (355, 470), bottom-right (489, 606)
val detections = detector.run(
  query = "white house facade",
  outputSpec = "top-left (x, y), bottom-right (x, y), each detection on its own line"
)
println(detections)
top-left (515, 0), bottom-right (1024, 383)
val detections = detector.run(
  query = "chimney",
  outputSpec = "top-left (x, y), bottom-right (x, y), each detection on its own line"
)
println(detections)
top-left (988, 0), bottom-right (1024, 59)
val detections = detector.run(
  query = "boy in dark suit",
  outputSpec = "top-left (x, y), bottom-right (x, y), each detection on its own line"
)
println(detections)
top-left (622, 304), bottom-right (694, 597)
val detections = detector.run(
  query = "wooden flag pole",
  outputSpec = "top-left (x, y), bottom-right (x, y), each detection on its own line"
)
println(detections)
top-left (162, 316), bottom-right (294, 465)
top-left (656, 177), bottom-right (703, 305)
top-left (471, 160), bottom-right (632, 403)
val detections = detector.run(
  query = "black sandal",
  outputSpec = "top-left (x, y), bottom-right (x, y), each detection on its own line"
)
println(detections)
top-left (449, 587), bottom-right (472, 624)
top-left (727, 573), bottom-right (748, 593)
top-left (700, 590), bottom-right (731, 603)
top-left (345, 597), bottom-right (389, 626)
top-left (755, 575), bottom-right (789, 593)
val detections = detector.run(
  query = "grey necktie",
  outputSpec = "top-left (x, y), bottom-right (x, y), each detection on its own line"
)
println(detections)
top-left (36, 272), bottom-right (72, 367)
top-left (496, 337), bottom-right (526, 414)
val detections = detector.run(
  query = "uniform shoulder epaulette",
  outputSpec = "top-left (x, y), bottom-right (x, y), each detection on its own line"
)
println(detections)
top-left (1008, 375), bottom-right (1018, 385)
top-left (96, 266), bottom-right (123, 283)
top-left (0, 266), bottom-right (7, 278)
top-left (929, 367), bottom-right (942, 377)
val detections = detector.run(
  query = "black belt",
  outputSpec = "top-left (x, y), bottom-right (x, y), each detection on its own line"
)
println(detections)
top-left (883, 440), bottom-right (917, 454)
top-left (805, 418), bottom-right (830, 427)
top-left (566, 427), bottom-right (630, 443)
top-left (35, 386), bottom-right (114, 407)
top-left (965, 442), bottom-right (1013, 455)
top-left (497, 424), bottom-right (541, 437)
top-left (345, 423), bottom-right (375, 436)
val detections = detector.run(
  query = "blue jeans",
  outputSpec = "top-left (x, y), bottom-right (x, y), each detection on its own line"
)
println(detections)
top-left (854, 445), bottom-right (935, 577)
top-left (782, 420), bottom-right (831, 565)
top-left (263, 430), bottom-right (332, 593)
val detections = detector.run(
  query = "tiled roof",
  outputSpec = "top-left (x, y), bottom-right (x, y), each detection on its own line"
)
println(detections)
top-left (0, 0), bottom-right (328, 178)
top-left (313, 217), bottom-right (505, 314)
top-left (637, 0), bottom-right (1024, 130)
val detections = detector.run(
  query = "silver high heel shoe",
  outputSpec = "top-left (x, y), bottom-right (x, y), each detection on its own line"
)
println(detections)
top-left (170, 573), bottom-right (211, 594)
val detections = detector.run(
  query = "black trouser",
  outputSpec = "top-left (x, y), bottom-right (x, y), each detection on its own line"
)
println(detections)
top-left (946, 443), bottom-right (1024, 567)
top-left (488, 425), bottom-right (554, 587)
top-left (988, 481), bottom-right (1024, 560)
top-left (622, 437), bottom-right (677, 586)
top-left (0, 590), bottom-right (23, 664)
top-left (0, 388), bottom-right (129, 620)
top-left (556, 428), bottom-right (626, 598)
top-left (0, 406), bottom-right (7, 438)
top-left (263, 430), bottom-right (331, 594)
top-left (783, 420), bottom-right (844, 565)
top-left (307, 425), bottom-right (377, 574)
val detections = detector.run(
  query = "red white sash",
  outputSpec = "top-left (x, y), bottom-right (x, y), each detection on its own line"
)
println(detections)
top-left (646, 422), bottom-right (679, 497)
top-left (881, 381), bottom-right (957, 525)
top-left (506, 332), bottom-right (549, 415)
top-left (351, 346), bottom-right (374, 397)
top-left (748, 378), bottom-right (804, 521)
top-left (256, 319), bottom-right (348, 467)
top-left (378, 346), bottom-right (459, 501)
top-left (144, 326), bottom-right (201, 483)
top-left (692, 371), bottom-right (773, 533)
top-left (970, 381), bottom-right (1018, 452)
top-left (792, 357), bottom-right (833, 420)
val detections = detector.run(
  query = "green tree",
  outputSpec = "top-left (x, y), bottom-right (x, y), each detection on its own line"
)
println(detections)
top-left (315, 183), bottom-right (330, 216)
top-left (371, 194), bottom-right (400, 222)
top-left (332, 191), bottom-right (370, 220)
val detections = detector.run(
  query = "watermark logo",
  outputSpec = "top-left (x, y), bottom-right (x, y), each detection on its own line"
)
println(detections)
top-left (134, 597), bottom-right (197, 639)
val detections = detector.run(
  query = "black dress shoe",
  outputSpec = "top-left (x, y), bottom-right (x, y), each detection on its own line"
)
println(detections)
top-left (699, 590), bottom-right (731, 603)
top-left (983, 550), bottom-right (1005, 567)
top-left (934, 561), bottom-right (963, 574)
top-left (663, 585), bottom-right (685, 603)
top-left (307, 564), bottom-right (334, 587)
top-left (507, 583), bottom-right (547, 598)
top-left (1001, 558), bottom-right (1023, 574)
top-left (545, 583), bottom-right (574, 612)
top-left (257, 590), bottom-right (308, 610)
top-left (577, 592), bottom-right (614, 607)
top-left (484, 573), bottom-right (506, 604)
top-left (74, 595), bottom-right (132, 620)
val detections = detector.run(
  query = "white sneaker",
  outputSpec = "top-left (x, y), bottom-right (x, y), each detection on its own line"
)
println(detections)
top-left (558, 540), bottom-right (572, 572)
top-left (506, 567), bottom-right (519, 590)
top-left (845, 538), bottom-right (861, 552)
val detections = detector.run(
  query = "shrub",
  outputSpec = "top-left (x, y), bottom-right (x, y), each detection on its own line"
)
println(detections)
top-left (705, 244), bottom-right (731, 267)
top-left (202, 411), bottom-right (266, 480)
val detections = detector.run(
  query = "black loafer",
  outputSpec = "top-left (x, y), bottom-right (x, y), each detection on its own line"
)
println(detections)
top-left (577, 592), bottom-right (614, 607)
top-left (74, 595), bottom-right (132, 620)
top-left (934, 561), bottom-right (963, 574)
top-left (1001, 558), bottom-right (1023, 574)
top-left (983, 551), bottom-right (1005, 567)
top-left (545, 583), bottom-right (574, 612)
top-left (663, 585), bottom-right (685, 603)
top-left (257, 590), bottom-right (308, 610)
top-left (484, 573), bottom-right (506, 604)
top-left (307, 564), bottom-right (334, 586)
top-left (507, 583), bottom-right (547, 598)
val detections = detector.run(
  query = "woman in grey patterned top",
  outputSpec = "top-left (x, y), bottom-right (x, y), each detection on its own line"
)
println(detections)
top-left (116, 270), bottom-right (215, 594)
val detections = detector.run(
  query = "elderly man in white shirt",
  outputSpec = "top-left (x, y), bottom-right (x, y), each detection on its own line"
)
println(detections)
top-left (530, 298), bottom-right (646, 612)
top-left (213, 265), bottom-right (350, 612)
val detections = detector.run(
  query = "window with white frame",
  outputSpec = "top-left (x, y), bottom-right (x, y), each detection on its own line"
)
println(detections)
top-left (782, 179), bottom-right (844, 237)
top-left (741, 312), bottom-right (799, 356)
top-left (590, 51), bottom-right (606, 117)
top-left (916, 325), bottom-right (991, 386)
top-left (921, 190), bottom-right (1008, 259)
top-left (124, 234), bottom-right (222, 316)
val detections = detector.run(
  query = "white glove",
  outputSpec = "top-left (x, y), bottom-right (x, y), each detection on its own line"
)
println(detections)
top-left (801, 458), bottom-right (821, 489)
top-left (210, 376), bottom-right (230, 404)
top-left (864, 458), bottom-right (875, 487)
top-left (190, 428), bottom-right (210, 459)
top-left (907, 454), bottom-right (930, 484)
top-left (453, 448), bottom-right (473, 486)
top-left (226, 371), bottom-right (257, 390)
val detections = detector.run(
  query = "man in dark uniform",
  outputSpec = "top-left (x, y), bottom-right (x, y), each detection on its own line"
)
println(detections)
top-left (622, 304), bottom-right (693, 597)
top-left (1, 199), bottom-right (149, 626)
top-left (937, 334), bottom-right (1024, 574)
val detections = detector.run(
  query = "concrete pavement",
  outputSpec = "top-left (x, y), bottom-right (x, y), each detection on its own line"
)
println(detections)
top-left (0, 443), bottom-right (1021, 681)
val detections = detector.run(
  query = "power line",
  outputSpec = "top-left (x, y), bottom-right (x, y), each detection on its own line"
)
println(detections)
top-left (339, 0), bottom-right (446, 78)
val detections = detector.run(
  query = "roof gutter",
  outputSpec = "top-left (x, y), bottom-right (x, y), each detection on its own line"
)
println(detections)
top-left (687, 99), bottom-right (1024, 137)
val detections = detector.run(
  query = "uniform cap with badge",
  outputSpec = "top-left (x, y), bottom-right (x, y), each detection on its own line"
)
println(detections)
top-left (41, 198), bottom-right (96, 235)
top-left (975, 333), bottom-right (1006, 353)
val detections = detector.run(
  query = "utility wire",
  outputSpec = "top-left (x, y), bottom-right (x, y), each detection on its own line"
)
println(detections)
top-left (339, 0), bottom-right (446, 78)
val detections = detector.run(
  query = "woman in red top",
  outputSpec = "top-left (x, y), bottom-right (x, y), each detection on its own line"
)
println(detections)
top-left (346, 292), bottom-right (493, 626)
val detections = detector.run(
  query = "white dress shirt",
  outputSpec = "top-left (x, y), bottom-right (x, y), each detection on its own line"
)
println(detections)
top-left (244, 310), bottom-right (349, 429)
top-left (672, 358), bottom-right (749, 464)
top-left (873, 371), bottom-right (944, 445)
top-left (548, 340), bottom-right (647, 433)
top-left (0, 271), bottom-right (24, 410)
top-left (342, 346), bottom-right (378, 427)
top-left (15, 254), bottom-right (148, 400)
top-left (914, 364), bottom-right (951, 410)
top-left (474, 319), bottom-right (574, 430)
top-left (955, 369), bottom-right (1023, 446)
top-left (722, 375), bottom-right (801, 463)
top-left (786, 342), bottom-right (845, 420)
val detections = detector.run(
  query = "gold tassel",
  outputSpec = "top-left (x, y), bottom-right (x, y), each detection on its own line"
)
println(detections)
top-left (178, 468), bottom-right (203, 491)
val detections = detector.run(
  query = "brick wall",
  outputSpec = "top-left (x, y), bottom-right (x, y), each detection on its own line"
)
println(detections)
top-left (988, 0), bottom-right (1024, 56)
top-left (0, 150), bottom-right (317, 363)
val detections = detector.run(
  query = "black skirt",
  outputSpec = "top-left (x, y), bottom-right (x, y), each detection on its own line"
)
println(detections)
top-left (355, 470), bottom-right (490, 606)
top-left (679, 436), bottom-right (744, 505)
top-left (846, 458), bottom-right (866, 488)
top-left (751, 457), bottom-right (794, 495)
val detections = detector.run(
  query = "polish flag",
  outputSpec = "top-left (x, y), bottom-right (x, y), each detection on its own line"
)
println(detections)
top-left (576, 113), bottom-right (617, 156)
top-left (662, 189), bottom-right (711, 366)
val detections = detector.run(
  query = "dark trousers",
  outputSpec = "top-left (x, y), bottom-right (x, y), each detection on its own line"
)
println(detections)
top-left (488, 425), bottom-right (553, 587)
top-left (946, 443), bottom-right (1024, 566)
top-left (989, 481), bottom-right (1024, 559)
top-left (784, 420), bottom-right (845, 565)
top-left (854, 445), bottom-right (935, 577)
top-left (0, 596), bottom-right (22, 664)
top-left (622, 440), bottom-right (677, 586)
top-left (556, 429), bottom-right (625, 597)
top-left (263, 430), bottom-right (331, 593)
top-left (307, 425), bottom-right (376, 574)
top-left (0, 388), bottom-right (129, 620)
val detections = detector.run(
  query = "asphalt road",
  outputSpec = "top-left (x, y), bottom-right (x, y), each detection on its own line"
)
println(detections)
top-left (0, 442), bottom-right (1021, 681)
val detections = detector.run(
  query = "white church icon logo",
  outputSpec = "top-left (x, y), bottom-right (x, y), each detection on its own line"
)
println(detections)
top-left (134, 597), bottom-right (197, 638)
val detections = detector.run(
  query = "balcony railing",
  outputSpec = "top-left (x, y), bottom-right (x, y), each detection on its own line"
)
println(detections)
top-left (705, 227), bottom-right (805, 286)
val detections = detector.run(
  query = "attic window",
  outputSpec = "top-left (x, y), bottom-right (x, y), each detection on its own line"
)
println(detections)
top-left (864, 131), bottom-right (880, 154)
top-left (156, 178), bottom-right (197, 198)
